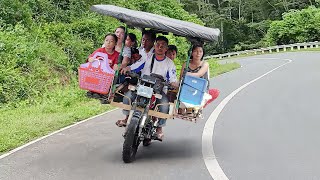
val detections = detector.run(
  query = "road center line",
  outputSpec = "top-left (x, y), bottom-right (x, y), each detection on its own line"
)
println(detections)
top-left (202, 58), bottom-right (292, 180)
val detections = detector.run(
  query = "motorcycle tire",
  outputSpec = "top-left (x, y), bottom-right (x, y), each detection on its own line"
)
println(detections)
top-left (122, 116), bottom-right (140, 163)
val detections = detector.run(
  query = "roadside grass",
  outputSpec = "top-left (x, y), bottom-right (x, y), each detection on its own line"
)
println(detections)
top-left (0, 61), bottom-right (240, 155)
top-left (0, 86), bottom-right (113, 155)
top-left (207, 58), bottom-right (241, 77)
top-left (301, 47), bottom-right (320, 51)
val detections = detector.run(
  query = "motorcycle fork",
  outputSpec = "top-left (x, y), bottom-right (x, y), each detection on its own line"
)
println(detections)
top-left (138, 100), bottom-right (152, 140)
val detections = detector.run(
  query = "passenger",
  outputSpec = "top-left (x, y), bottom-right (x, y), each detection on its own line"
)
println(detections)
top-left (115, 30), bottom-right (156, 122)
top-left (165, 45), bottom-right (178, 102)
top-left (102, 26), bottom-right (125, 53)
top-left (166, 45), bottom-right (178, 61)
top-left (88, 33), bottom-right (119, 70)
top-left (116, 33), bottom-right (138, 84)
top-left (121, 33), bottom-right (137, 69)
top-left (130, 48), bottom-right (141, 64)
top-left (114, 26), bottom-right (126, 52)
top-left (180, 44), bottom-right (219, 108)
top-left (138, 30), bottom-right (156, 61)
top-left (117, 36), bottom-right (178, 141)
top-left (86, 33), bottom-right (119, 99)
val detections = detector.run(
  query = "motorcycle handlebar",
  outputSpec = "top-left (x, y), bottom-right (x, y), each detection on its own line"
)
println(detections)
top-left (125, 71), bottom-right (175, 89)
top-left (125, 71), bottom-right (140, 79)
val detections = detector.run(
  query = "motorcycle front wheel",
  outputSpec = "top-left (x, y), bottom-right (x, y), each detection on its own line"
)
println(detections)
top-left (122, 116), bottom-right (140, 163)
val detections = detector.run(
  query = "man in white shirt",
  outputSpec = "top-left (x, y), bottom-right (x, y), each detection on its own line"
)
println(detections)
top-left (118, 36), bottom-right (178, 141)
top-left (138, 30), bottom-right (156, 61)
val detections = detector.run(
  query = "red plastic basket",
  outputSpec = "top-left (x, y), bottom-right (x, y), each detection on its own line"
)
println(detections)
top-left (78, 61), bottom-right (114, 94)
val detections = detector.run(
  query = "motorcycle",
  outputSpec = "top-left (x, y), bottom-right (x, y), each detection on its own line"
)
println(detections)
top-left (120, 72), bottom-right (172, 163)
top-left (90, 4), bottom-right (220, 163)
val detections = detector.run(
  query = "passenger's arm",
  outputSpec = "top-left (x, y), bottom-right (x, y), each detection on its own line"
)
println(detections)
top-left (121, 47), bottom-right (131, 69)
top-left (87, 49), bottom-right (100, 62)
top-left (121, 57), bottom-right (146, 74)
top-left (168, 63), bottom-right (179, 89)
top-left (121, 56), bottom-right (130, 69)
top-left (129, 57), bottom-right (146, 73)
top-left (186, 61), bottom-right (209, 77)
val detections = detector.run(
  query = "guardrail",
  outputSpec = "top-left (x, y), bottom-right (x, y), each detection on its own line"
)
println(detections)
top-left (204, 41), bottom-right (320, 60)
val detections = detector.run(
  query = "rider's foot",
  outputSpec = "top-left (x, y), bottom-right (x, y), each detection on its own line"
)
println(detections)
top-left (143, 139), bottom-right (152, 146)
top-left (116, 117), bottom-right (128, 127)
top-left (155, 127), bottom-right (164, 141)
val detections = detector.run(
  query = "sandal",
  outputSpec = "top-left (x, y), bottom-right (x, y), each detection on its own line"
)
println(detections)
top-left (115, 119), bottom-right (127, 127)
top-left (155, 132), bottom-right (164, 141)
top-left (155, 127), bottom-right (164, 141)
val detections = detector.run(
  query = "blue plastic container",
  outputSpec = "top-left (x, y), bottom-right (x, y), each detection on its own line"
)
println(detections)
top-left (179, 75), bottom-right (208, 105)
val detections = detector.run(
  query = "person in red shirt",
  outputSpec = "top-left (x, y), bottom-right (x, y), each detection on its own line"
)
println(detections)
top-left (88, 33), bottom-right (120, 70)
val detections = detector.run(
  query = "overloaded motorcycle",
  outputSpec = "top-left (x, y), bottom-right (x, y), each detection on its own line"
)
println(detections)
top-left (89, 4), bottom-right (220, 163)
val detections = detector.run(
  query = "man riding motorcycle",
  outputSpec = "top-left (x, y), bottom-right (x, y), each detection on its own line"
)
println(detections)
top-left (120, 36), bottom-right (179, 140)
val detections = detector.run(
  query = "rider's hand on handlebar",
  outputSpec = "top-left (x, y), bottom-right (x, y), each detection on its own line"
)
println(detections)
top-left (121, 66), bottom-right (131, 75)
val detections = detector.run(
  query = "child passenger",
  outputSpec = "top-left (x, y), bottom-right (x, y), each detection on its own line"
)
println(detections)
top-left (88, 33), bottom-right (119, 70)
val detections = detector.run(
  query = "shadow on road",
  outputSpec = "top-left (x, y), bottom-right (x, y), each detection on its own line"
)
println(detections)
top-left (134, 138), bottom-right (199, 162)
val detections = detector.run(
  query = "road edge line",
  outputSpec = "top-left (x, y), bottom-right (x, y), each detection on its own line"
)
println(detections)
top-left (202, 58), bottom-right (292, 180)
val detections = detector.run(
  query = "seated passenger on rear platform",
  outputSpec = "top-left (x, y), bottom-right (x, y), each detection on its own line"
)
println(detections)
top-left (86, 33), bottom-right (120, 99)
top-left (179, 44), bottom-right (220, 115)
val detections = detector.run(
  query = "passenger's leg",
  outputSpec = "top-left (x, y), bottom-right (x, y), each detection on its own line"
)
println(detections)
top-left (116, 91), bottom-right (135, 127)
top-left (156, 92), bottom-right (169, 140)
top-left (204, 89), bottom-right (220, 108)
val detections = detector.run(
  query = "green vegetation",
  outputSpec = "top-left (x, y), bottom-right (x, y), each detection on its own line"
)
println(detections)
top-left (181, 0), bottom-right (320, 53)
top-left (265, 7), bottom-right (320, 45)
top-left (207, 59), bottom-right (241, 77)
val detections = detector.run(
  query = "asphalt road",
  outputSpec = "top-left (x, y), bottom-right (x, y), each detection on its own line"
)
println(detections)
top-left (0, 52), bottom-right (319, 180)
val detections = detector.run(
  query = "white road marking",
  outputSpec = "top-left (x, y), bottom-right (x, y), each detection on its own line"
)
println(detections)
top-left (0, 108), bottom-right (118, 160)
top-left (202, 58), bottom-right (292, 180)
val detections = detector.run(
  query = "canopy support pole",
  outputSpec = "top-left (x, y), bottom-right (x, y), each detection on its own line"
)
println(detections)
top-left (175, 44), bottom-right (192, 109)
